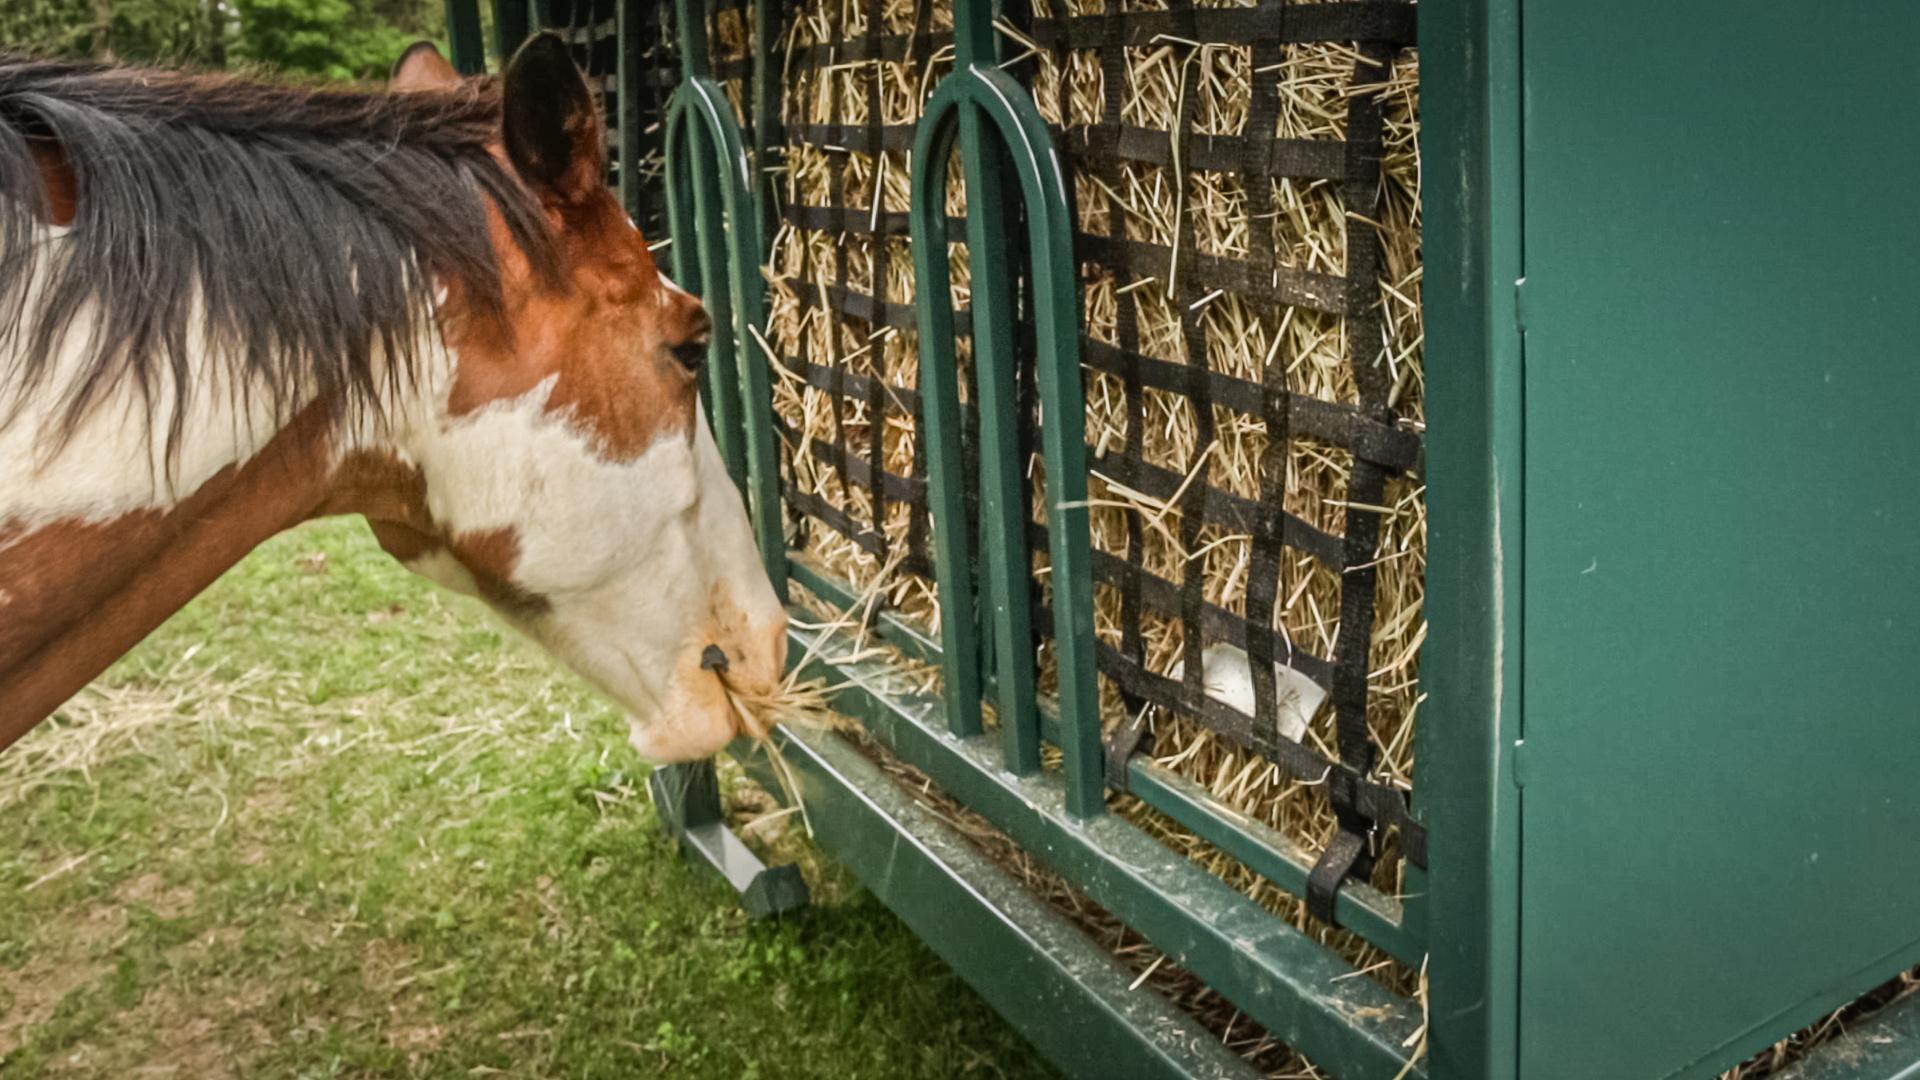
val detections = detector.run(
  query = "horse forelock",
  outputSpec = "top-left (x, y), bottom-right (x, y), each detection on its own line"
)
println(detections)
top-left (0, 57), bottom-right (560, 467)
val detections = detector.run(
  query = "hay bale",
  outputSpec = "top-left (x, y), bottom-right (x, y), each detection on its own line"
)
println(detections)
top-left (763, 0), bottom-right (1425, 1000)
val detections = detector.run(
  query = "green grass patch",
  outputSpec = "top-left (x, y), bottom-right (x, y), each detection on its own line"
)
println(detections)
top-left (0, 516), bottom-right (1060, 1079)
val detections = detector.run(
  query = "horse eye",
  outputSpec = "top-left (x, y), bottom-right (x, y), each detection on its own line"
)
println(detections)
top-left (670, 340), bottom-right (707, 373)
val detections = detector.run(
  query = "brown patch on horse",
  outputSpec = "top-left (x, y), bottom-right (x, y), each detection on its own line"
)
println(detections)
top-left (313, 449), bottom-right (442, 565)
top-left (28, 136), bottom-right (75, 226)
top-left (0, 405), bottom-right (338, 752)
top-left (313, 450), bottom-right (548, 615)
top-left (441, 200), bottom-right (709, 461)
top-left (448, 527), bottom-right (550, 616)
top-left (436, 34), bottom-right (708, 462)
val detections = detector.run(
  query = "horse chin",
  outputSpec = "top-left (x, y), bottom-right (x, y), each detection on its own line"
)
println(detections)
top-left (625, 712), bottom-right (735, 764)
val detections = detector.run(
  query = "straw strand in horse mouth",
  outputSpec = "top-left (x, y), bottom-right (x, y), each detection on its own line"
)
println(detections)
top-left (708, 545), bottom-right (907, 839)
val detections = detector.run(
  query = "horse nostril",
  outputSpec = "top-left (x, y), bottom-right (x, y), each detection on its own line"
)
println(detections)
top-left (700, 645), bottom-right (729, 675)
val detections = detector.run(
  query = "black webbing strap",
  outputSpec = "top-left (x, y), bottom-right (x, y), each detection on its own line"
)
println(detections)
top-left (861, 0), bottom-right (890, 566)
top-left (1074, 235), bottom-right (1351, 315)
top-left (1078, 341), bottom-right (1421, 470)
top-left (1097, 0), bottom-right (1152, 780)
top-left (784, 197), bottom-right (967, 240)
top-left (788, 30), bottom-right (955, 69)
top-left (1026, 1), bottom-right (1416, 52)
top-left (1306, 829), bottom-right (1367, 926)
top-left (1104, 703), bottom-right (1152, 794)
top-left (772, 6), bottom-right (951, 591)
top-left (1168, 0), bottom-right (1213, 757)
top-left (1057, 124), bottom-right (1348, 182)
top-left (1303, 34), bottom-right (1417, 927)
top-left (1241, 0), bottom-right (1289, 782)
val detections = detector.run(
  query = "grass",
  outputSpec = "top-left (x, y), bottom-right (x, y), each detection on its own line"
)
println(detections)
top-left (0, 515), bottom-right (1063, 1080)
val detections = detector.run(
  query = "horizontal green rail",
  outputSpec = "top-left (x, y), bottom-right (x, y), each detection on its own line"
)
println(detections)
top-left (728, 718), bottom-right (1263, 1080)
top-left (782, 618), bottom-right (1426, 1080)
top-left (1127, 762), bottom-right (1425, 968)
top-left (785, 558), bottom-right (942, 670)
top-left (789, 551), bottom-right (1430, 967)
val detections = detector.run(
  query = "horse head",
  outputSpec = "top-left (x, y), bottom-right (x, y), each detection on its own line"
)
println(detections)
top-left (371, 38), bottom-right (787, 761)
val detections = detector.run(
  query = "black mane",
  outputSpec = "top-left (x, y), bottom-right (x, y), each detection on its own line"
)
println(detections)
top-left (0, 57), bottom-right (558, 459)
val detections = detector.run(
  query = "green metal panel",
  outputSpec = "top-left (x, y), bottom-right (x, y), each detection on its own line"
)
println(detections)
top-left (1517, 4), bottom-right (1920, 1078)
top-left (1416, 0), bottom-right (1525, 1076)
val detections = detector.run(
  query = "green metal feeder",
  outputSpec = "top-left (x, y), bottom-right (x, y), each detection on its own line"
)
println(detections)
top-left (448, 2), bottom-right (1920, 1077)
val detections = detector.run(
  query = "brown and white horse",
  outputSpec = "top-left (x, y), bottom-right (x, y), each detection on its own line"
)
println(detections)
top-left (0, 37), bottom-right (786, 761)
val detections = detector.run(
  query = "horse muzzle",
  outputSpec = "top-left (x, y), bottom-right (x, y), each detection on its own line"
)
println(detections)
top-left (624, 616), bottom-right (788, 763)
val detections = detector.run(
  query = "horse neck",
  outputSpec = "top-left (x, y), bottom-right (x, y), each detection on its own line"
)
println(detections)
top-left (0, 303), bottom-right (452, 753)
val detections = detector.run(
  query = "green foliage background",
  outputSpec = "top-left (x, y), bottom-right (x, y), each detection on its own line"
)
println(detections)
top-left (0, 0), bottom-right (445, 82)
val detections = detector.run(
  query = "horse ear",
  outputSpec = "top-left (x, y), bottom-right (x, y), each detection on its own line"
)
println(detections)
top-left (502, 32), bottom-right (603, 206)
top-left (391, 41), bottom-right (461, 91)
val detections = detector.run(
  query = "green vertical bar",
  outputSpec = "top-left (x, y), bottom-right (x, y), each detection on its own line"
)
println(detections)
top-left (965, 69), bottom-right (1103, 819)
top-left (495, 0), bottom-right (530, 58)
top-left (913, 55), bottom-right (1101, 809)
top-left (664, 118), bottom-right (700, 292)
top-left (532, 0), bottom-right (553, 30)
top-left (444, 0), bottom-right (486, 74)
top-left (617, 0), bottom-right (645, 222)
top-left (910, 106), bottom-right (985, 741)
top-left (959, 98), bottom-right (1041, 777)
top-left (1421, 0), bottom-right (1524, 1075)
top-left (750, 0), bottom-right (778, 245)
top-left (687, 122), bottom-right (748, 489)
top-left (699, 76), bottom-right (787, 597)
top-left (663, 64), bottom-right (788, 593)
top-left (949, 0), bottom-right (994, 66)
top-left (674, 0), bottom-right (709, 77)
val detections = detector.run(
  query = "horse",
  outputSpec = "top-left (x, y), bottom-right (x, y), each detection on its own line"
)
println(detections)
top-left (0, 36), bottom-right (787, 763)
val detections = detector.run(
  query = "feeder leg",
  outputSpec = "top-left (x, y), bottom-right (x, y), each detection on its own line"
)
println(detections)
top-left (649, 760), bottom-right (809, 919)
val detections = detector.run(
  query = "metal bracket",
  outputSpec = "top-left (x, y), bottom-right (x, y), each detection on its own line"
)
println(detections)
top-left (1304, 828), bottom-right (1368, 928)
top-left (648, 759), bottom-right (809, 919)
top-left (1103, 704), bottom-right (1154, 795)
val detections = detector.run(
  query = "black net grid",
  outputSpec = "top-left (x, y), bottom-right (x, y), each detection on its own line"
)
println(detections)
top-left (763, 0), bottom-right (1426, 937)
top-left (1021, 0), bottom-right (1426, 911)
top-left (765, 0), bottom-right (962, 621)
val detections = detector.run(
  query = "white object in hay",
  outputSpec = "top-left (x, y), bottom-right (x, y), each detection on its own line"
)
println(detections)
top-left (1169, 643), bottom-right (1327, 744)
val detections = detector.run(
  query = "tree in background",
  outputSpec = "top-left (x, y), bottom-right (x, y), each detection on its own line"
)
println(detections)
top-left (0, 0), bottom-right (446, 81)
